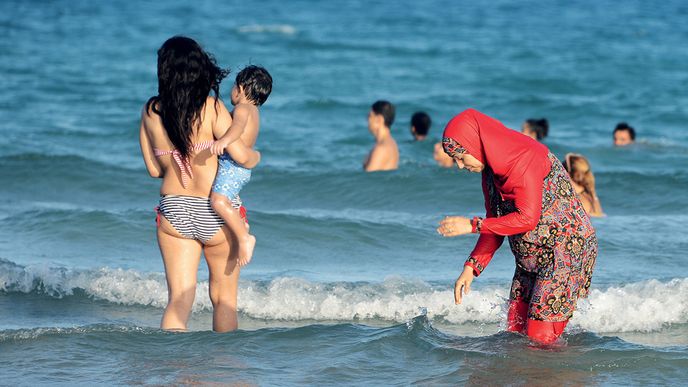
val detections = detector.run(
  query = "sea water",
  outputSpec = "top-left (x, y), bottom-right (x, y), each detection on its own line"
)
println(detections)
top-left (1, 0), bottom-right (687, 385)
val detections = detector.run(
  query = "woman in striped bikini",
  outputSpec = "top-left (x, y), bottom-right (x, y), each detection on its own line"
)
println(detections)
top-left (139, 36), bottom-right (260, 332)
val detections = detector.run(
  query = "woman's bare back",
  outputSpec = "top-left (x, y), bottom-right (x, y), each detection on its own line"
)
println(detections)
top-left (139, 96), bottom-right (233, 197)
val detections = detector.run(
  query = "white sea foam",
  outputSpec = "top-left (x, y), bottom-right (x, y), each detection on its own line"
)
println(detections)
top-left (1, 260), bottom-right (686, 333)
top-left (236, 24), bottom-right (296, 35)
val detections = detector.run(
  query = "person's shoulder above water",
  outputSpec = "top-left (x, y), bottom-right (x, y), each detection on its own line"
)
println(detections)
top-left (364, 100), bottom-right (398, 172)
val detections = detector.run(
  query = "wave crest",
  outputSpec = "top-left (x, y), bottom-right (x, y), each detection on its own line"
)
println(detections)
top-left (1, 259), bottom-right (686, 333)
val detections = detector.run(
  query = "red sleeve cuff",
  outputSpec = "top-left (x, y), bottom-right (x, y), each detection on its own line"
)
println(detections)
top-left (464, 258), bottom-right (483, 277)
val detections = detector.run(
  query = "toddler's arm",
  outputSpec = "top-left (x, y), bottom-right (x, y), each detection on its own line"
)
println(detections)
top-left (210, 104), bottom-right (251, 155)
top-left (226, 139), bottom-right (261, 169)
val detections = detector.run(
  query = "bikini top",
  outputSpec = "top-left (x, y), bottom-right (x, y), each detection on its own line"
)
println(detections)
top-left (154, 140), bottom-right (214, 188)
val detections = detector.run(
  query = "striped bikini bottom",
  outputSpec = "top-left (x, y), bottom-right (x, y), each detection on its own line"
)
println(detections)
top-left (156, 195), bottom-right (234, 244)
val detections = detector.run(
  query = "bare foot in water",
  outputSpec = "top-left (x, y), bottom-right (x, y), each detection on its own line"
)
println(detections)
top-left (238, 234), bottom-right (256, 266)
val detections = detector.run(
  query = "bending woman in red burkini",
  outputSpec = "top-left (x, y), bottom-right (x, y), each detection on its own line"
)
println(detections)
top-left (436, 109), bottom-right (598, 345)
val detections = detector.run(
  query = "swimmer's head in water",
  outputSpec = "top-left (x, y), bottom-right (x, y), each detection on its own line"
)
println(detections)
top-left (521, 118), bottom-right (549, 141)
top-left (410, 111), bottom-right (432, 140)
top-left (234, 65), bottom-right (273, 106)
top-left (613, 122), bottom-right (635, 146)
top-left (147, 36), bottom-right (229, 159)
top-left (369, 100), bottom-right (395, 131)
top-left (564, 153), bottom-right (595, 192)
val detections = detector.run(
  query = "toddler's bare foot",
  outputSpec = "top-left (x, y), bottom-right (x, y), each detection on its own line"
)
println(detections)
top-left (238, 234), bottom-right (256, 266)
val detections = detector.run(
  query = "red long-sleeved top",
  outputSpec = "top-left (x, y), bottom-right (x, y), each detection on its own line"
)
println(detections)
top-left (442, 109), bottom-right (551, 277)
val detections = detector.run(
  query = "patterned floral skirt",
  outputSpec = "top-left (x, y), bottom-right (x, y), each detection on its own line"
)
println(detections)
top-left (492, 153), bottom-right (597, 322)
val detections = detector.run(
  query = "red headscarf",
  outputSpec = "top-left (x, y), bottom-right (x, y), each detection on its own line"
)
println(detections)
top-left (442, 109), bottom-right (552, 238)
top-left (442, 108), bottom-right (550, 201)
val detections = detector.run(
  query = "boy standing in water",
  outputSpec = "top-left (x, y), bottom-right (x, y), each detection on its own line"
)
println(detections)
top-left (364, 100), bottom-right (399, 172)
top-left (210, 65), bottom-right (272, 266)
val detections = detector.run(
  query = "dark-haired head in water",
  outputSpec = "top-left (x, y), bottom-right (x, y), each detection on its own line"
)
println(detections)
top-left (613, 122), bottom-right (635, 146)
top-left (521, 118), bottom-right (549, 141)
top-left (410, 111), bottom-right (432, 141)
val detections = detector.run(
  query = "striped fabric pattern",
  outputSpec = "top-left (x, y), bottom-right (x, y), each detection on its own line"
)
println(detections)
top-left (157, 195), bottom-right (224, 243)
top-left (154, 141), bottom-right (215, 188)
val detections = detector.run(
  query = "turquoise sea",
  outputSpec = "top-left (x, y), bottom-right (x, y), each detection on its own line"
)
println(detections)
top-left (1, 0), bottom-right (688, 385)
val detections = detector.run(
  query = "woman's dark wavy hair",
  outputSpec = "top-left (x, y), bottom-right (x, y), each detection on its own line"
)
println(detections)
top-left (146, 36), bottom-right (229, 159)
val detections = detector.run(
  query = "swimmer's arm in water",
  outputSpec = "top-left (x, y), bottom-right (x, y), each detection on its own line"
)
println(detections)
top-left (588, 187), bottom-right (605, 217)
top-left (210, 104), bottom-right (250, 156)
top-left (139, 107), bottom-right (162, 178)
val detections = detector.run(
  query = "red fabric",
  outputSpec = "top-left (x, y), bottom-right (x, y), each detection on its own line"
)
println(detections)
top-left (507, 299), bottom-right (528, 334)
top-left (443, 109), bottom-right (552, 275)
top-left (239, 205), bottom-right (248, 223)
top-left (507, 299), bottom-right (568, 344)
top-left (526, 319), bottom-right (568, 345)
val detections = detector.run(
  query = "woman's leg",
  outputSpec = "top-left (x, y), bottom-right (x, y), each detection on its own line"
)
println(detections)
top-left (507, 268), bottom-right (535, 334)
top-left (158, 217), bottom-right (203, 331)
top-left (203, 225), bottom-right (241, 332)
top-left (507, 299), bottom-right (529, 333)
top-left (526, 319), bottom-right (568, 344)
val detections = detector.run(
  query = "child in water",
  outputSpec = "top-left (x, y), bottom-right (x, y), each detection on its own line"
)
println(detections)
top-left (210, 65), bottom-right (273, 266)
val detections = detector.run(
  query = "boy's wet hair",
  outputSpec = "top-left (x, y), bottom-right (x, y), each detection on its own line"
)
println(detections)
top-left (371, 100), bottom-right (395, 128)
top-left (236, 65), bottom-right (272, 106)
top-left (411, 111), bottom-right (432, 136)
top-left (526, 118), bottom-right (549, 140)
top-left (614, 122), bottom-right (636, 140)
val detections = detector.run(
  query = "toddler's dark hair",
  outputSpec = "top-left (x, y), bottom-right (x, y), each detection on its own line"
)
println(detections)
top-left (236, 65), bottom-right (272, 106)
top-left (411, 111), bottom-right (432, 136)
top-left (371, 100), bottom-right (395, 128)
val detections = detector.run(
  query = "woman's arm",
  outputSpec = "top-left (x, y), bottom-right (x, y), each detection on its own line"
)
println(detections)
top-left (437, 177), bottom-right (505, 276)
top-left (139, 109), bottom-right (163, 178)
top-left (590, 195), bottom-right (604, 217)
top-left (478, 168), bottom-right (546, 236)
top-left (583, 191), bottom-right (604, 217)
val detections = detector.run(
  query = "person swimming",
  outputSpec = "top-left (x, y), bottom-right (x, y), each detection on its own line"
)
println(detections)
top-left (521, 118), bottom-right (549, 141)
top-left (613, 122), bottom-right (636, 146)
top-left (410, 111), bottom-right (432, 141)
top-left (364, 100), bottom-right (399, 172)
top-left (563, 153), bottom-right (604, 217)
